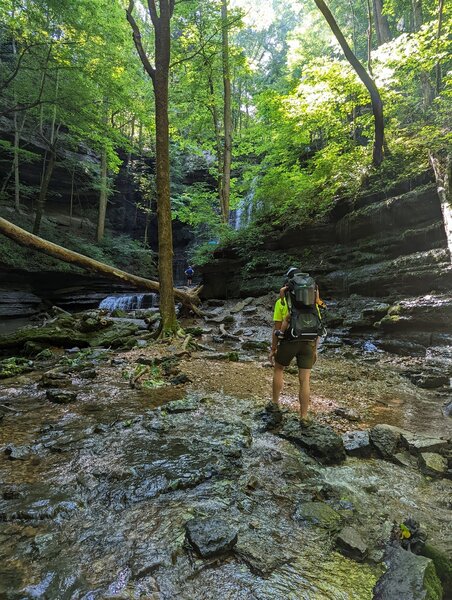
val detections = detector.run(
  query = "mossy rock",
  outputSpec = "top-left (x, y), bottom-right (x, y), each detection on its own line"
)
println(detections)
top-left (422, 544), bottom-right (452, 592)
top-left (0, 357), bottom-right (34, 379)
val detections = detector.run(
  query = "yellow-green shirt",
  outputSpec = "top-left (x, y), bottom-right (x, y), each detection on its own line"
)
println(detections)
top-left (273, 299), bottom-right (289, 322)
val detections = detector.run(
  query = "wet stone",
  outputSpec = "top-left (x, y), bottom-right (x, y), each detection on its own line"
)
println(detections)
top-left (418, 453), bottom-right (449, 478)
top-left (234, 531), bottom-right (293, 576)
top-left (185, 517), bottom-right (238, 558)
top-left (40, 370), bottom-right (71, 388)
top-left (230, 298), bottom-right (254, 313)
top-left (4, 445), bottom-right (30, 461)
top-left (46, 389), bottom-right (78, 404)
top-left (241, 340), bottom-right (268, 351)
top-left (400, 432), bottom-right (451, 456)
top-left (369, 424), bottom-right (403, 460)
top-left (333, 407), bottom-right (360, 421)
top-left (342, 430), bottom-right (372, 458)
top-left (278, 418), bottom-right (346, 464)
top-left (165, 397), bottom-right (198, 413)
top-left (336, 526), bottom-right (368, 561)
top-left (293, 501), bottom-right (342, 531)
top-left (373, 546), bottom-right (443, 600)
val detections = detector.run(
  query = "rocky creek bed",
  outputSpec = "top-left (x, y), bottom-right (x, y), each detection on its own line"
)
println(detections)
top-left (0, 298), bottom-right (451, 599)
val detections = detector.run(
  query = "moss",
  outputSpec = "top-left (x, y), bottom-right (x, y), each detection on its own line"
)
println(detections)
top-left (0, 357), bottom-right (33, 378)
top-left (422, 560), bottom-right (444, 600)
top-left (422, 544), bottom-right (452, 593)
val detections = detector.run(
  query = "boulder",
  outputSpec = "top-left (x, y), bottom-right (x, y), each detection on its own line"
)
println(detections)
top-left (278, 419), bottom-right (346, 464)
top-left (293, 501), bottom-right (342, 531)
top-left (418, 453), bottom-right (449, 478)
top-left (46, 389), bottom-right (78, 404)
top-left (336, 526), bottom-right (368, 561)
top-left (230, 298), bottom-right (254, 313)
top-left (369, 424), bottom-right (404, 460)
top-left (333, 407), bottom-right (360, 421)
top-left (400, 431), bottom-right (450, 456)
top-left (373, 546), bottom-right (443, 600)
top-left (4, 445), bottom-right (30, 460)
top-left (342, 430), bottom-right (372, 458)
top-left (185, 518), bottom-right (238, 558)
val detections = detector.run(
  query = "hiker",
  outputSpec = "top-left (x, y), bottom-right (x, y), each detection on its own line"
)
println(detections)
top-left (185, 265), bottom-right (194, 287)
top-left (267, 268), bottom-right (325, 426)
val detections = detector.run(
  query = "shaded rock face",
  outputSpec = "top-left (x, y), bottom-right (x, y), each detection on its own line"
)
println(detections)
top-left (201, 181), bottom-right (449, 300)
top-left (373, 546), bottom-right (443, 600)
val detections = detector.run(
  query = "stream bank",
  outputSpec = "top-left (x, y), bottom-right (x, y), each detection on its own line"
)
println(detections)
top-left (1, 298), bottom-right (451, 599)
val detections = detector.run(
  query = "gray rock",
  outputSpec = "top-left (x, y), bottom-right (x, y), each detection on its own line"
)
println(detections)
top-left (185, 517), bottom-right (238, 558)
top-left (443, 400), bottom-right (452, 417)
top-left (293, 501), bottom-right (342, 530)
top-left (418, 453), bottom-right (449, 478)
top-left (342, 430), bottom-right (372, 458)
top-left (234, 532), bottom-right (293, 576)
top-left (400, 431), bottom-right (450, 456)
top-left (278, 418), bottom-right (346, 464)
top-left (46, 389), bottom-right (78, 404)
top-left (373, 546), bottom-right (443, 600)
top-left (4, 445), bottom-right (30, 460)
top-left (333, 407), bottom-right (360, 421)
top-left (230, 298), bottom-right (254, 313)
top-left (336, 526), bottom-right (368, 561)
top-left (241, 340), bottom-right (268, 351)
top-left (369, 424), bottom-right (403, 460)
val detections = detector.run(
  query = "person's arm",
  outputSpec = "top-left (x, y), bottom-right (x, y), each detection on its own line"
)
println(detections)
top-left (269, 320), bottom-right (282, 365)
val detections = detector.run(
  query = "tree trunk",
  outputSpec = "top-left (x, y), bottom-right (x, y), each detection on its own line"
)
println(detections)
top-left (13, 112), bottom-right (21, 212)
top-left (435, 0), bottom-right (445, 94)
top-left (221, 0), bottom-right (232, 223)
top-left (126, 0), bottom-right (178, 334)
top-left (412, 0), bottom-right (423, 30)
top-left (429, 153), bottom-right (452, 264)
top-left (372, 0), bottom-right (391, 44)
top-left (153, 1), bottom-right (178, 334)
top-left (33, 150), bottom-right (56, 235)
top-left (96, 146), bottom-right (108, 242)
top-left (366, 0), bottom-right (374, 75)
top-left (0, 216), bottom-right (201, 307)
top-left (314, 0), bottom-right (385, 167)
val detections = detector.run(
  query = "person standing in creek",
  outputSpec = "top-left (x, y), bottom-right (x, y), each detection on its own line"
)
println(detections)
top-left (267, 267), bottom-right (325, 427)
top-left (184, 265), bottom-right (194, 287)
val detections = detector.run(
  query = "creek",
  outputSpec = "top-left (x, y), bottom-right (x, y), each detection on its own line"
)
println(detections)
top-left (0, 299), bottom-right (451, 599)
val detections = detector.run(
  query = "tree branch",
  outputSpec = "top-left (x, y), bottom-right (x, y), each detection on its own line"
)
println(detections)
top-left (148, 0), bottom-right (159, 26)
top-left (126, 0), bottom-right (156, 83)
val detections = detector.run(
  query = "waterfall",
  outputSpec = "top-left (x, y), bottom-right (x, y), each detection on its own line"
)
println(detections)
top-left (230, 177), bottom-right (257, 230)
top-left (99, 293), bottom-right (159, 311)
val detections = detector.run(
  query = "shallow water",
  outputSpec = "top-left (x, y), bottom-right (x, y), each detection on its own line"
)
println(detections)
top-left (1, 349), bottom-right (451, 599)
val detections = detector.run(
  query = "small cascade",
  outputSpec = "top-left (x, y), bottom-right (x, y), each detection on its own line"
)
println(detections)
top-left (99, 293), bottom-right (158, 311)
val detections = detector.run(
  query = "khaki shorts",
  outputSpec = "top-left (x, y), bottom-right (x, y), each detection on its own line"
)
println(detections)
top-left (275, 339), bottom-right (317, 369)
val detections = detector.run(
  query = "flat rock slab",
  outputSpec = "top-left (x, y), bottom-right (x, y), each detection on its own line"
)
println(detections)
top-left (234, 531), bottom-right (293, 577)
top-left (230, 298), bottom-right (254, 313)
top-left (293, 501), bottom-right (342, 531)
top-left (165, 398), bottom-right (199, 413)
top-left (342, 430), bottom-right (372, 458)
top-left (278, 418), bottom-right (346, 464)
top-left (185, 518), bottom-right (238, 558)
top-left (336, 526), bottom-right (368, 561)
top-left (418, 453), bottom-right (449, 478)
top-left (373, 547), bottom-right (443, 600)
top-left (46, 389), bottom-right (78, 404)
top-left (400, 431), bottom-right (451, 456)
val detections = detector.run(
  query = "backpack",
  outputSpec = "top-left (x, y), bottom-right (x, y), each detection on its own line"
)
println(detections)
top-left (285, 271), bottom-right (323, 341)
top-left (185, 267), bottom-right (194, 276)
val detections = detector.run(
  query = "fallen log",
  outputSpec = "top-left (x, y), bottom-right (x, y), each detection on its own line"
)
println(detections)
top-left (0, 217), bottom-right (202, 310)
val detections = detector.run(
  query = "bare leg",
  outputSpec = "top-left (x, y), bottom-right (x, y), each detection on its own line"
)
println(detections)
top-left (272, 362), bottom-right (284, 407)
top-left (298, 368), bottom-right (311, 418)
